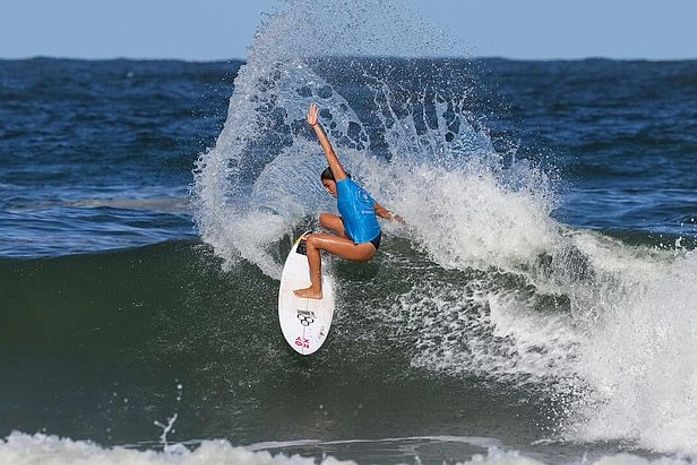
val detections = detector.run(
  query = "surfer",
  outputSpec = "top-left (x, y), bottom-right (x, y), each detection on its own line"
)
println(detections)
top-left (294, 103), bottom-right (403, 299)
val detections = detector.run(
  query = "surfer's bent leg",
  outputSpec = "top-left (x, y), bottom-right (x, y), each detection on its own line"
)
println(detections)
top-left (294, 233), bottom-right (376, 300)
top-left (319, 212), bottom-right (346, 237)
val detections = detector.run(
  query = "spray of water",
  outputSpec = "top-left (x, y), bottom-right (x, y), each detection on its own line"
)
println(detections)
top-left (192, 0), bottom-right (697, 455)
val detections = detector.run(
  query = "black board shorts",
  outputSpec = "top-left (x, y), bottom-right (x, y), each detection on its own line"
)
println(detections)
top-left (368, 231), bottom-right (382, 250)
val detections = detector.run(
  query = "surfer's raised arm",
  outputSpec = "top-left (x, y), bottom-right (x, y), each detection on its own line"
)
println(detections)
top-left (291, 103), bottom-right (394, 301)
top-left (308, 103), bottom-right (348, 181)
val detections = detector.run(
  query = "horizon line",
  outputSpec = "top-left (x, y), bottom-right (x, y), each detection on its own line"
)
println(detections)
top-left (3, 54), bottom-right (697, 63)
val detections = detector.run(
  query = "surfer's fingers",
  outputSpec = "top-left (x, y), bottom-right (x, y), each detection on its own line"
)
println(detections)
top-left (307, 103), bottom-right (319, 124)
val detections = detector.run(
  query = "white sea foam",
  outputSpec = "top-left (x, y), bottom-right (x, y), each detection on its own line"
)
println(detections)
top-left (463, 448), bottom-right (691, 465)
top-left (1, 433), bottom-right (691, 465)
top-left (386, 171), bottom-right (697, 454)
top-left (391, 162), bottom-right (558, 272)
top-left (0, 432), bottom-right (350, 465)
top-left (569, 251), bottom-right (697, 454)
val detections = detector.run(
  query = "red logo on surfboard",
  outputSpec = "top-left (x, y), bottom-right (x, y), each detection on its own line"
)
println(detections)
top-left (295, 336), bottom-right (310, 349)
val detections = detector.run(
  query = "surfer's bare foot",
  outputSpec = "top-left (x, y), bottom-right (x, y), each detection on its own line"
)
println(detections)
top-left (294, 287), bottom-right (323, 299)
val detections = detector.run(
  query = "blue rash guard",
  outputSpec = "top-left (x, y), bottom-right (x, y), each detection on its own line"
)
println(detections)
top-left (336, 178), bottom-right (381, 244)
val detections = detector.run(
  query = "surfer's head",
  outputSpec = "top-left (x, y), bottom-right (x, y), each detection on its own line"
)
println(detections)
top-left (320, 168), bottom-right (337, 197)
top-left (320, 167), bottom-right (351, 197)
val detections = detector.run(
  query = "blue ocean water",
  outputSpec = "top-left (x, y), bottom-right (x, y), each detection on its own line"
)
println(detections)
top-left (488, 59), bottom-right (697, 239)
top-left (2, 58), bottom-right (695, 259)
top-left (0, 59), bottom-right (236, 257)
top-left (2, 13), bottom-right (697, 465)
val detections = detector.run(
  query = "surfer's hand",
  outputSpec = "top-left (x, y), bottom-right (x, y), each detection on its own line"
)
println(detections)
top-left (307, 103), bottom-right (320, 127)
top-left (392, 213), bottom-right (406, 225)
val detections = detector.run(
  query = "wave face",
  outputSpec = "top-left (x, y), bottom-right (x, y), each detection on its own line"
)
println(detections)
top-left (190, 0), bottom-right (697, 457)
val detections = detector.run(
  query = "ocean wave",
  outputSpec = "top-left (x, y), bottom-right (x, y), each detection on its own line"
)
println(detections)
top-left (188, 0), bottom-right (697, 455)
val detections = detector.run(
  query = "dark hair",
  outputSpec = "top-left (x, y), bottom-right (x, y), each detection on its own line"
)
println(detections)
top-left (320, 167), bottom-right (350, 182)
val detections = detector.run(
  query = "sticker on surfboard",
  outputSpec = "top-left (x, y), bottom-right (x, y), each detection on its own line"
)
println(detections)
top-left (278, 231), bottom-right (335, 355)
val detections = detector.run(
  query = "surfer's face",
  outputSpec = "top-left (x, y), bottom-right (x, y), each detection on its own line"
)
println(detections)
top-left (322, 180), bottom-right (337, 198)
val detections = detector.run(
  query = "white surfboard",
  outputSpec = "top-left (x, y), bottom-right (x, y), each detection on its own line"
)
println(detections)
top-left (278, 231), bottom-right (335, 355)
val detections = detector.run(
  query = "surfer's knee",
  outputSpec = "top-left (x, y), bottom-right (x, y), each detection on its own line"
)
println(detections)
top-left (306, 233), bottom-right (320, 249)
top-left (359, 248), bottom-right (377, 262)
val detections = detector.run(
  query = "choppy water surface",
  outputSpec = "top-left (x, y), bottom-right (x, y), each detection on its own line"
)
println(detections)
top-left (2, 1), bottom-right (697, 464)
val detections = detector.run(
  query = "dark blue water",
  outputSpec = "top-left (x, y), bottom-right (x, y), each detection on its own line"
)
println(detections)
top-left (2, 58), bottom-right (696, 259)
top-left (0, 59), bottom-right (238, 256)
top-left (487, 59), bottom-right (697, 239)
